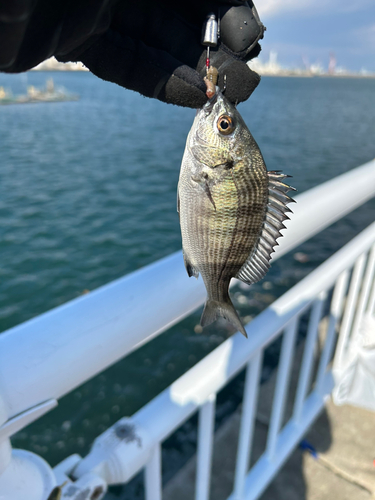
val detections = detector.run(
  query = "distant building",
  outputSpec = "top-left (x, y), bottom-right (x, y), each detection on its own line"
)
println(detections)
top-left (249, 51), bottom-right (285, 76)
top-left (328, 53), bottom-right (336, 75)
top-left (249, 51), bottom-right (374, 78)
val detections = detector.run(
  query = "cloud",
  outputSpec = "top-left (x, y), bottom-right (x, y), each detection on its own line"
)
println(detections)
top-left (257, 0), bottom-right (315, 18)
top-left (257, 0), bottom-right (375, 19)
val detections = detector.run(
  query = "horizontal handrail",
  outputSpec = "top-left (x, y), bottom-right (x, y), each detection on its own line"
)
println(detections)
top-left (0, 159), bottom-right (374, 420)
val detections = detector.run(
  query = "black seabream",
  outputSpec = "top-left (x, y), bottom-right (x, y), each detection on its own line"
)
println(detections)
top-left (177, 90), bottom-right (295, 337)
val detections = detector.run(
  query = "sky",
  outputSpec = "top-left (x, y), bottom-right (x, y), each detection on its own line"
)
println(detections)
top-left (255, 0), bottom-right (375, 72)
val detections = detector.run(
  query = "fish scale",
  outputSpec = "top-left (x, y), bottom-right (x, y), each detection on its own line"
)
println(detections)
top-left (178, 90), bottom-right (295, 337)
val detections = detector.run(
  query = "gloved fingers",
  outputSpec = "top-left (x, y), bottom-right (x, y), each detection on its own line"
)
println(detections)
top-left (97, 1), bottom-right (263, 106)
top-left (217, 59), bottom-right (260, 104)
top-left (219, 2), bottom-right (265, 57)
top-left (197, 47), bottom-right (260, 104)
top-left (164, 65), bottom-right (208, 108)
top-left (119, 1), bottom-right (263, 105)
top-left (70, 29), bottom-right (208, 108)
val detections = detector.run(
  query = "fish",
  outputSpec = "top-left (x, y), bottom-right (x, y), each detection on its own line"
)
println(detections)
top-left (177, 90), bottom-right (295, 337)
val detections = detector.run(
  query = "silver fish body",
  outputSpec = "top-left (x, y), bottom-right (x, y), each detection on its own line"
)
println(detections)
top-left (178, 91), bottom-right (295, 337)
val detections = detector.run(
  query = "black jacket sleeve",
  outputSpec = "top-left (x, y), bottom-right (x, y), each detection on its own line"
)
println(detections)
top-left (0, 0), bottom-right (265, 108)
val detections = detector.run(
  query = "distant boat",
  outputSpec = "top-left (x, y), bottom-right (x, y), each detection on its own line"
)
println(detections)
top-left (0, 78), bottom-right (79, 105)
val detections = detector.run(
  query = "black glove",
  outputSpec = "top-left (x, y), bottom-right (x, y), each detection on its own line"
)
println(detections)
top-left (0, 0), bottom-right (265, 108)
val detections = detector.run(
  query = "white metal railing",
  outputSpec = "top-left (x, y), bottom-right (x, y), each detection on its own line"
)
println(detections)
top-left (0, 159), bottom-right (374, 500)
top-left (73, 221), bottom-right (375, 500)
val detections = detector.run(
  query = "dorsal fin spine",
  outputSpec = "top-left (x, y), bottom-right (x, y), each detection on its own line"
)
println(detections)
top-left (269, 189), bottom-right (296, 204)
top-left (268, 205), bottom-right (290, 221)
top-left (268, 195), bottom-right (293, 213)
top-left (262, 229), bottom-right (277, 245)
top-left (264, 221), bottom-right (280, 238)
top-left (266, 212), bottom-right (286, 230)
top-left (259, 240), bottom-right (273, 253)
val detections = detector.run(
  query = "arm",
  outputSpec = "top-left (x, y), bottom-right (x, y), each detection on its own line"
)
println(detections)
top-left (0, 0), bottom-right (265, 108)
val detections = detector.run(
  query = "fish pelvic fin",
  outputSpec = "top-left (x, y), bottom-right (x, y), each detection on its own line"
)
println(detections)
top-left (200, 298), bottom-right (248, 338)
top-left (183, 251), bottom-right (199, 278)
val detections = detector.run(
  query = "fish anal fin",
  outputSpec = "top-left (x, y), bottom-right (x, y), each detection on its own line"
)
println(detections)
top-left (236, 170), bottom-right (296, 286)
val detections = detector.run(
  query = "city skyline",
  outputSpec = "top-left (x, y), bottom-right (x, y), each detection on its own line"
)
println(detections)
top-left (256, 0), bottom-right (375, 73)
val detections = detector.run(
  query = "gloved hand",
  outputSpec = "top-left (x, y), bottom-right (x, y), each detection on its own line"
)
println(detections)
top-left (0, 0), bottom-right (265, 108)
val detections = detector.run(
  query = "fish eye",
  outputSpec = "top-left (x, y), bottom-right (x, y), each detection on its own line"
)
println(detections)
top-left (217, 115), bottom-right (235, 135)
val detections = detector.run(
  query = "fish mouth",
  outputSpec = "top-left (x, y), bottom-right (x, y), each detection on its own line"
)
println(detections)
top-left (202, 90), bottom-right (219, 115)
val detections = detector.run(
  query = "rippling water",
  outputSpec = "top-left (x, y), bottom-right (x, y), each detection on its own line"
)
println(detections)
top-left (1, 72), bottom-right (374, 497)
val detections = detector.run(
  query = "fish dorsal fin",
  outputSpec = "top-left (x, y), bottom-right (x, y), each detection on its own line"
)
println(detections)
top-left (236, 171), bottom-right (296, 286)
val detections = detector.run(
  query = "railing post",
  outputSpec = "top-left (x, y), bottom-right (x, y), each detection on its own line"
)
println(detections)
top-left (266, 318), bottom-right (298, 461)
top-left (293, 292), bottom-right (326, 424)
top-left (352, 244), bottom-right (375, 334)
top-left (368, 250), bottom-right (375, 315)
top-left (145, 444), bottom-right (162, 500)
top-left (233, 351), bottom-right (263, 500)
top-left (317, 270), bottom-right (349, 391)
top-left (334, 254), bottom-right (366, 371)
top-left (195, 394), bottom-right (216, 500)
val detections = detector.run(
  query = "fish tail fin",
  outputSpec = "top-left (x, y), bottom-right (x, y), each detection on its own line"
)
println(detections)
top-left (201, 298), bottom-right (248, 338)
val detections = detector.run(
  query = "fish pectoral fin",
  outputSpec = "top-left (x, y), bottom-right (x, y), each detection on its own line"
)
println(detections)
top-left (191, 174), bottom-right (216, 210)
top-left (236, 170), bottom-right (296, 286)
top-left (183, 252), bottom-right (199, 278)
top-left (213, 160), bottom-right (235, 170)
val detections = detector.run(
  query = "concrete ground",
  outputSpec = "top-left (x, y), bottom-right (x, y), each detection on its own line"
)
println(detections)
top-left (164, 338), bottom-right (375, 500)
